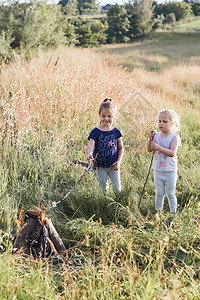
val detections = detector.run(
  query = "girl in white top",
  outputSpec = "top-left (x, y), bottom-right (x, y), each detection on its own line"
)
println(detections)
top-left (147, 109), bottom-right (181, 214)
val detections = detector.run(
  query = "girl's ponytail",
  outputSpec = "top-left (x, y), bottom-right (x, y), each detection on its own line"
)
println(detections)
top-left (103, 98), bottom-right (112, 102)
top-left (99, 98), bottom-right (117, 115)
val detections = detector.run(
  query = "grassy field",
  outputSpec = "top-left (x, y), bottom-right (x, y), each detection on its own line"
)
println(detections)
top-left (0, 33), bottom-right (200, 299)
top-left (96, 31), bottom-right (200, 71)
top-left (170, 16), bottom-right (200, 32)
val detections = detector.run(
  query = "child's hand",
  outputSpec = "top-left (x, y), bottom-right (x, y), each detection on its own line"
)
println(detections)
top-left (87, 153), bottom-right (93, 162)
top-left (112, 161), bottom-right (120, 171)
top-left (147, 130), bottom-right (157, 153)
top-left (150, 141), bottom-right (158, 151)
top-left (150, 130), bottom-right (157, 141)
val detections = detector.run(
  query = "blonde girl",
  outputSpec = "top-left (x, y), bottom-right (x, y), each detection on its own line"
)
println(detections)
top-left (147, 109), bottom-right (181, 213)
top-left (87, 98), bottom-right (124, 192)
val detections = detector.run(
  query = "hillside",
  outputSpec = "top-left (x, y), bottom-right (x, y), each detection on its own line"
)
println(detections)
top-left (96, 31), bottom-right (200, 71)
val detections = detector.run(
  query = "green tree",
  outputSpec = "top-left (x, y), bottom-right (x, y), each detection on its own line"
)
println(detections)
top-left (58, 0), bottom-right (70, 7)
top-left (154, 2), bottom-right (192, 21)
top-left (59, 0), bottom-right (98, 14)
top-left (0, 2), bottom-right (32, 48)
top-left (0, 1), bottom-right (76, 54)
top-left (59, 0), bottom-right (80, 45)
top-left (191, 1), bottom-right (200, 16)
top-left (21, 2), bottom-right (65, 51)
top-left (106, 4), bottom-right (130, 43)
top-left (78, 0), bottom-right (98, 14)
top-left (76, 20), bottom-right (108, 47)
top-left (126, 0), bottom-right (154, 38)
top-left (60, 0), bottom-right (79, 15)
top-left (0, 31), bottom-right (13, 63)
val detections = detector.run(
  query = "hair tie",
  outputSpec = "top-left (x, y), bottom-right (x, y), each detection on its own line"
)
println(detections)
top-left (103, 98), bottom-right (112, 102)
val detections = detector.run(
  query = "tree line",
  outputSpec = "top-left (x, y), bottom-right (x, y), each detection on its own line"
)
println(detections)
top-left (0, 0), bottom-right (199, 62)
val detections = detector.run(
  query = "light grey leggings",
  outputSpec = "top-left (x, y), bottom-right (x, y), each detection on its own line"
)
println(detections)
top-left (154, 171), bottom-right (177, 213)
top-left (95, 166), bottom-right (121, 192)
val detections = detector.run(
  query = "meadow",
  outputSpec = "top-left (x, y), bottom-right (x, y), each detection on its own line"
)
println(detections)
top-left (170, 16), bottom-right (200, 32)
top-left (0, 32), bottom-right (200, 299)
top-left (96, 31), bottom-right (200, 71)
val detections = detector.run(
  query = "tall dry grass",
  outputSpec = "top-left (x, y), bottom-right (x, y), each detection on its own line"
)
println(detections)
top-left (1, 48), bottom-right (138, 134)
top-left (1, 46), bottom-right (185, 153)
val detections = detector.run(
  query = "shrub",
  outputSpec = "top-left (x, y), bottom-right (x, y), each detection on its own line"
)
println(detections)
top-left (0, 31), bottom-right (14, 63)
top-left (154, 2), bottom-right (192, 21)
top-left (166, 12), bottom-right (176, 24)
top-left (76, 20), bottom-right (108, 47)
top-left (0, 2), bottom-right (67, 55)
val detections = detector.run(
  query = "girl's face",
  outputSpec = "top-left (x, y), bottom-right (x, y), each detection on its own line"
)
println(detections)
top-left (158, 112), bottom-right (173, 135)
top-left (99, 108), bottom-right (115, 128)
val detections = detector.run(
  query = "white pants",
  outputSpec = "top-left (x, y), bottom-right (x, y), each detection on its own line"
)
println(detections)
top-left (95, 166), bottom-right (121, 192)
top-left (154, 171), bottom-right (177, 213)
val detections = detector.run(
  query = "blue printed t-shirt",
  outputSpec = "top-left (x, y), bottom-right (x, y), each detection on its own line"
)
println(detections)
top-left (88, 127), bottom-right (122, 168)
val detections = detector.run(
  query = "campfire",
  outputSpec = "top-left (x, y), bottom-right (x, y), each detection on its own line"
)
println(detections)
top-left (13, 209), bottom-right (66, 258)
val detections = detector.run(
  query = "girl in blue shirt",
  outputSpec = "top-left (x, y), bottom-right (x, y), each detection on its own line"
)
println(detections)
top-left (87, 98), bottom-right (124, 192)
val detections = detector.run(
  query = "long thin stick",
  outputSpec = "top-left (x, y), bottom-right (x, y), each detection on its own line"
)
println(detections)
top-left (52, 161), bottom-right (92, 208)
top-left (138, 152), bottom-right (154, 208)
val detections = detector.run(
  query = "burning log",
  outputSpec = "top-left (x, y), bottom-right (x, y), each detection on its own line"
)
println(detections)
top-left (48, 219), bottom-right (66, 255)
top-left (13, 210), bottom-right (66, 258)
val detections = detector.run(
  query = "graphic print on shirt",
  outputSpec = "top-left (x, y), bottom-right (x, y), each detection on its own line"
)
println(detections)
top-left (88, 127), bottom-right (122, 168)
top-left (99, 133), bottom-right (117, 158)
top-left (153, 132), bottom-right (180, 172)
top-left (155, 152), bottom-right (168, 169)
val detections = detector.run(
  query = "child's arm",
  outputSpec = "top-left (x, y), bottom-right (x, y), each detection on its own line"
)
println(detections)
top-left (112, 137), bottom-right (124, 171)
top-left (151, 135), bottom-right (179, 157)
top-left (87, 139), bottom-right (95, 161)
top-left (147, 130), bottom-right (156, 152)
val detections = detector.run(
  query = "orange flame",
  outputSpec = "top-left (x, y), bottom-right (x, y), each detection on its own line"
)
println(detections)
top-left (15, 220), bottom-right (21, 227)
top-left (15, 220), bottom-right (22, 235)
top-left (40, 212), bottom-right (48, 230)
top-left (18, 209), bottom-right (24, 223)
top-left (43, 206), bottom-right (49, 214)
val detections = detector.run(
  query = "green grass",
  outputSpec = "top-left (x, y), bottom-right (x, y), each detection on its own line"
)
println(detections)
top-left (0, 112), bottom-right (199, 299)
top-left (0, 41), bottom-right (200, 298)
top-left (0, 251), bottom-right (58, 299)
top-left (96, 32), bottom-right (200, 71)
top-left (170, 16), bottom-right (200, 31)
